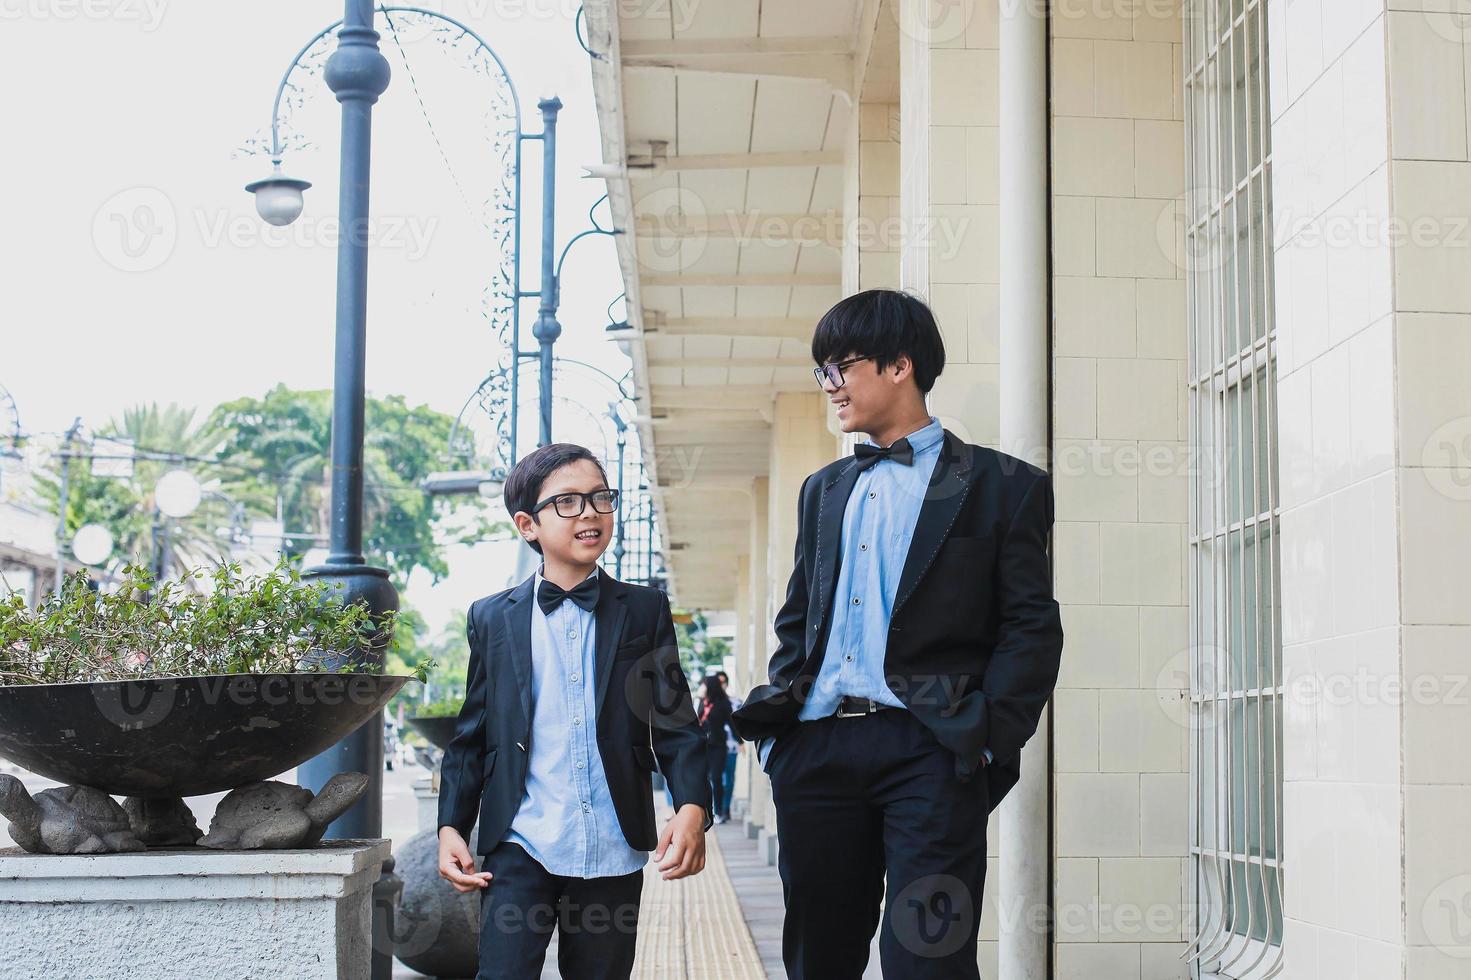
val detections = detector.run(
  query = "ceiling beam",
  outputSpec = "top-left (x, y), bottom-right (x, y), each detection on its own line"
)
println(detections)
top-left (650, 387), bottom-right (785, 409)
top-left (627, 150), bottom-right (843, 173)
top-left (645, 356), bottom-right (800, 370)
top-left (640, 316), bottom-right (815, 340)
top-left (621, 36), bottom-right (853, 88)
top-left (633, 212), bottom-right (842, 248)
top-left (640, 273), bottom-right (839, 288)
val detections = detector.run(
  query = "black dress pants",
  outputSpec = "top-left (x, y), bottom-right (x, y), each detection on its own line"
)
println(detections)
top-left (475, 840), bottom-right (644, 980)
top-left (767, 708), bottom-right (990, 979)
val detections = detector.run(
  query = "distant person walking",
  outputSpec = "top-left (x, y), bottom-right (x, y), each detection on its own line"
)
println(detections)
top-left (716, 670), bottom-right (743, 821)
top-left (698, 674), bottom-right (737, 825)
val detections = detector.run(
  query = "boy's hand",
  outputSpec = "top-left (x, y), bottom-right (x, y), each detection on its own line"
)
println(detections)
top-left (653, 803), bottom-right (707, 880)
top-left (438, 827), bottom-right (493, 893)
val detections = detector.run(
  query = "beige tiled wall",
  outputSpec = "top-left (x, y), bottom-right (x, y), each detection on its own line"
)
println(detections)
top-left (903, 0), bottom-right (1003, 449)
top-left (859, 101), bottom-right (902, 290)
top-left (1049, 1), bottom-right (1191, 977)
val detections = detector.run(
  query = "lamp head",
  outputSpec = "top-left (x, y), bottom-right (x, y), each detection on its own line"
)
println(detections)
top-left (245, 163), bottom-right (311, 227)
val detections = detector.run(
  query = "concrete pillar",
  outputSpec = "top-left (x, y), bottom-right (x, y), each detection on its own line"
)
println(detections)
top-left (731, 553), bottom-right (752, 815)
top-left (756, 393), bottom-right (834, 863)
top-left (744, 476), bottom-right (771, 838)
top-left (998, 1), bottom-right (1051, 979)
top-left (1272, 7), bottom-right (1471, 975)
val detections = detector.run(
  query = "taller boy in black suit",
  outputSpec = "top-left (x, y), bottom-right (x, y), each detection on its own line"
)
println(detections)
top-left (732, 289), bottom-right (1065, 979)
top-left (437, 443), bottom-right (711, 980)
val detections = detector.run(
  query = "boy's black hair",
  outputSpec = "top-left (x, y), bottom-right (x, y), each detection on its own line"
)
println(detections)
top-left (503, 442), bottom-right (610, 556)
top-left (810, 288), bottom-right (946, 394)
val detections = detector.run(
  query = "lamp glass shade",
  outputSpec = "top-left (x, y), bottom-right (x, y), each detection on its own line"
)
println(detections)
top-left (155, 469), bottom-right (203, 518)
top-left (71, 523), bottom-right (114, 566)
top-left (245, 168), bottom-right (311, 227)
top-left (253, 182), bottom-right (306, 226)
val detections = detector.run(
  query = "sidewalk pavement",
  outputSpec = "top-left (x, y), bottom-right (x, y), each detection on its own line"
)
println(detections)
top-left (391, 802), bottom-right (784, 979)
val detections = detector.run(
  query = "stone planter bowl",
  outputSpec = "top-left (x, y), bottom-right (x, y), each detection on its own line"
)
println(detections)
top-left (0, 673), bottom-right (409, 797)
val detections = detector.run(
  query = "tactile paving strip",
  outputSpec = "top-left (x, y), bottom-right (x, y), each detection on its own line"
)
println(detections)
top-left (631, 820), bottom-right (768, 979)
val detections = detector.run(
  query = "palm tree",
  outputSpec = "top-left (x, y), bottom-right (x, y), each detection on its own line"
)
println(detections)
top-left (35, 402), bottom-right (265, 588)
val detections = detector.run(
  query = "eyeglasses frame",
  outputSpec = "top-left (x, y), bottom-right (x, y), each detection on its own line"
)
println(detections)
top-left (530, 487), bottom-right (621, 519)
top-left (813, 354), bottom-right (873, 390)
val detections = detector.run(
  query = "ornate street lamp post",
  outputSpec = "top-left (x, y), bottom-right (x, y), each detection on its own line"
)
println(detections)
top-left (285, 0), bottom-right (400, 845)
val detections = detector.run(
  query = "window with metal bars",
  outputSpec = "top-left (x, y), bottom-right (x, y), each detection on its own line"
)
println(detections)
top-left (1182, 0), bottom-right (1284, 977)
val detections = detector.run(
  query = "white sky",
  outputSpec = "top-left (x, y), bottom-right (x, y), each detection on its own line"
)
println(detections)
top-left (0, 0), bottom-right (631, 636)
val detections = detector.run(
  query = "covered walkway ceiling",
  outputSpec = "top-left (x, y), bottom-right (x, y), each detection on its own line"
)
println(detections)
top-left (586, 0), bottom-right (889, 609)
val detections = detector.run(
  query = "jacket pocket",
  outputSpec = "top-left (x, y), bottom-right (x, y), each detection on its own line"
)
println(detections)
top-left (616, 632), bottom-right (651, 658)
top-left (632, 744), bottom-right (658, 773)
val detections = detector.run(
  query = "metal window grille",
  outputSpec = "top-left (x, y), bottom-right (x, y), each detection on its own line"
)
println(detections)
top-left (1182, 0), bottom-right (1284, 976)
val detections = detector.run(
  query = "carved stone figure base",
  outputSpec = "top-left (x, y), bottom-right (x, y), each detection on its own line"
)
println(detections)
top-left (123, 795), bottom-right (203, 847)
top-left (0, 774), bottom-right (144, 855)
top-left (198, 772), bottom-right (368, 850)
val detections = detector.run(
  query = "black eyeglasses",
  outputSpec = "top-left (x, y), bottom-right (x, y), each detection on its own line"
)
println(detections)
top-left (813, 355), bottom-right (872, 390)
top-left (531, 488), bottom-right (620, 518)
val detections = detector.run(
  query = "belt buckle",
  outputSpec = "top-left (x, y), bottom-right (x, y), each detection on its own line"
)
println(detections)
top-left (834, 697), bottom-right (872, 719)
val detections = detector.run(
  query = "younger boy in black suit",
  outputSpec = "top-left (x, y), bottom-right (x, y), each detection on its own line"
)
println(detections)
top-left (437, 442), bottom-right (711, 980)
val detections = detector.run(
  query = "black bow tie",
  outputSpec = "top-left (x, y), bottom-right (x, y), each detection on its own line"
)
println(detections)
top-left (537, 573), bottom-right (600, 615)
top-left (854, 437), bottom-right (915, 472)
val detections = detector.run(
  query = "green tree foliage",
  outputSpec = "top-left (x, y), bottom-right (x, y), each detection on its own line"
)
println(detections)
top-left (384, 606), bottom-right (471, 717)
top-left (674, 608), bottom-right (730, 680)
top-left (207, 385), bottom-right (508, 587)
top-left (32, 389), bottom-right (510, 593)
top-left (31, 403), bottom-right (240, 576)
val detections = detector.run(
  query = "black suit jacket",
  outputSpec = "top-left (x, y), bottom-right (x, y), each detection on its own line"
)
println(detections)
top-left (437, 567), bottom-right (712, 854)
top-left (730, 429), bottom-right (1064, 812)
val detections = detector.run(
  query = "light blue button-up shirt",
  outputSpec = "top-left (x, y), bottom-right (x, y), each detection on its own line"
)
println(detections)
top-left (760, 416), bottom-right (991, 768)
top-left (504, 565), bottom-right (647, 878)
top-left (798, 415), bottom-right (945, 720)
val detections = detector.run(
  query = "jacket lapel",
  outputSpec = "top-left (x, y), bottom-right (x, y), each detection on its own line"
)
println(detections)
top-left (501, 573), bottom-right (536, 727)
top-left (592, 567), bottom-right (629, 714)
top-left (808, 459), bottom-right (862, 658)
top-left (892, 429), bottom-right (976, 615)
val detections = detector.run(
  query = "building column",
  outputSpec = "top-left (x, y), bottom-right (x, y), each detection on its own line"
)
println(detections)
top-left (1273, 6), bottom-right (1471, 975)
top-left (731, 553), bottom-right (752, 815)
top-left (998, 1), bottom-right (1051, 978)
top-left (743, 476), bottom-right (771, 837)
top-left (755, 393), bottom-right (834, 863)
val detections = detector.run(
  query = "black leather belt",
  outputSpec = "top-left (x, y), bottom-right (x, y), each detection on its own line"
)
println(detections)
top-left (833, 695), bottom-right (898, 718)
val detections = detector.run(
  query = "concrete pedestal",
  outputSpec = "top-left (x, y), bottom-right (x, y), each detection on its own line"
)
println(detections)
top-left (757, 827), bottom-right (779, 866)
top-left (0, 838), bottom-right (390, 980)
top-left (412, 777), bottom-right (437, 835)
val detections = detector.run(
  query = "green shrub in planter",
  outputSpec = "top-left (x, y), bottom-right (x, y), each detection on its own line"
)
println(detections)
top-left (0, 556), bottom-right (434, 685)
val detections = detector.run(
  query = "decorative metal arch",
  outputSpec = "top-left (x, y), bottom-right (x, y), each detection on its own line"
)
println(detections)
top-left (244, 5), bottom-right (533, 479)
top-left (0, 384), bottom-right (20, 459)
top-left (449, 356), bottom-right (635, 479)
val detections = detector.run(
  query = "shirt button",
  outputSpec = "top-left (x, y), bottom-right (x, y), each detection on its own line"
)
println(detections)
top-left (570, 673), bottom-right (580, 683)
top-left (581, 801), bottom-right (590, 812)
top-left (572, 717), bottom-right (582, 726)
top-left (845, 655), bottom-right (853, 662)
top-left (852, 596), bottom-right (862, 606)
top-left (868, 491), bottom-right (876, 499)
top-left (576, 761), bottom-right (585, 769)
top-left (567, 630), bottom-right (577, 639)
top-left (859, 543), bottom-right (867, 551)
